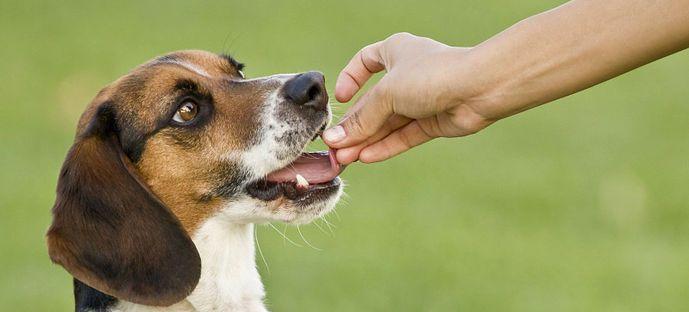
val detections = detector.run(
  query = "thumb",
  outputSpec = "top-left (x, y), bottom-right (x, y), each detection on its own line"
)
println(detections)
top-left (323, 82), bottom-right (393, 148)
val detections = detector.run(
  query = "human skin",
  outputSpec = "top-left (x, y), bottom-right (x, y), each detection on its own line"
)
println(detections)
top-left (322, 0), bottom-right (689, 165)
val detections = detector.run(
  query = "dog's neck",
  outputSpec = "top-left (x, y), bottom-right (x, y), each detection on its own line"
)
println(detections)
top-left (115, 218), bottom-right (267, 312)
top-left (188, 219), bottom-right (266, 312)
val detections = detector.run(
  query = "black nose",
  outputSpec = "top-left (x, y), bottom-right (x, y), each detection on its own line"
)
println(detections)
top-left (283, 71), bottom-right (327, 111)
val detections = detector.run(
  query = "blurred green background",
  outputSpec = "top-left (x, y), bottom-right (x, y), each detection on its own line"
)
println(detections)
top-left (2, 0), bottom-right (689, 311)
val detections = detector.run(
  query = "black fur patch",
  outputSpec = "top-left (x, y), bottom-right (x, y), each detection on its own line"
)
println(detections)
top-left (155, 54), bottom-right (180, 63)
top-left (219, 53), bottom-right (245, 71)
top-left (210, 163), bottom-right (250, 198)
top-left (87, 102), bottom-right (149, 163)
top-left (74, 279), bottom-right (117, 312)
top-left (104, 101), bottom-right (151, 164)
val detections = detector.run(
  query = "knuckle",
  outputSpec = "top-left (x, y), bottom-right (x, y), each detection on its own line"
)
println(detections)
top-left (391, 32), bottom-right (413, 40)
top-left (359, 156), bottom-right (376, 164)
top-left (397, 130), bottom-right (415, 149)
top-left (363, 40), bottom-right (384, 55)
top-left (417, 122), bottom-right (437, 139)
top-left (358, 45), bottom-right (371, 57)
top-left (385, 32), bottom-right (414, 45)
top-left (451, 112), bottom-right (489, 136)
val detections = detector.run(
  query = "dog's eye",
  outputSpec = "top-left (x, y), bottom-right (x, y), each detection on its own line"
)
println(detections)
top-left (173, 101), bottom-right (198, 123)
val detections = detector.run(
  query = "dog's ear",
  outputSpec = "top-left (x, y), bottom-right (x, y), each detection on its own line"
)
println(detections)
top-left (46, 102), bottom-right (201, 307)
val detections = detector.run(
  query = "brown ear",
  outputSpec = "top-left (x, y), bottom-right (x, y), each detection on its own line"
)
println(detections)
top-left (46, 103), bottom-right (201, 306)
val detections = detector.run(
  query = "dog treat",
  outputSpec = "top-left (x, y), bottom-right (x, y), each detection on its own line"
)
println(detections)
top-left (295, 173), bottom-right (309, 188)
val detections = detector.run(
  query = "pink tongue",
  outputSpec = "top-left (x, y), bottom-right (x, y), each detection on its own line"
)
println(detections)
top-left (266, 150), bottom-right (344, 184)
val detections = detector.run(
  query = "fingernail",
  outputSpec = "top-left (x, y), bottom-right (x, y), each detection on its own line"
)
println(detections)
top-left (323, 125), bottom-right (346, 143)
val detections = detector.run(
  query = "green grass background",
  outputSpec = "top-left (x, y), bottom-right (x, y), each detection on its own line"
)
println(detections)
top-left (2, 0), bottom-right (688, 310)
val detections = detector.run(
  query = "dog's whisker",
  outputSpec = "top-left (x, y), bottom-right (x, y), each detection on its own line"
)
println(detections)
top-left (268, 223), bottom-right (303, 247)
top-left (331, 207), bottom-right (342, 221)
top-left (311, 220), bottom-right (332, 237)
top-left (320, 218), bottom-right (335, 236)
top-left (254, 226), bottom-right (270, 274)
top-left (322, 215), bottom-right (337, 229)
top-left (296, 225), bottom-right (322, 251)
top-left (282, 224), bottom-right (288, 246)
top-left (340, 189), bottom-right (352, 199)
top-left (338, 192), bottom-right (351, 202)
top-left (320, 216), bottom-right (336, 234)
top-left (320, 216), bottom-right (337, 236)
top-left (335, 202), bottom-right (349, 211)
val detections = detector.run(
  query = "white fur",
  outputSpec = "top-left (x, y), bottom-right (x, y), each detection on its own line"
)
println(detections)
top-left (187, 219), bottom-right (267, 312)
top-left (112, 300), bottom-right (195, 312)
top-left (234, 90), bottom-right (289, 177)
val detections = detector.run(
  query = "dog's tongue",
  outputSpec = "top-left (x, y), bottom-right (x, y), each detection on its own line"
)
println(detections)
top-left (266, 150), bottom-right (344, 184)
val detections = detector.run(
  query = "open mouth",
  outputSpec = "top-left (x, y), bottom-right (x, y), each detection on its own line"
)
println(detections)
top-left (246, 149), bottom-right (346, 202)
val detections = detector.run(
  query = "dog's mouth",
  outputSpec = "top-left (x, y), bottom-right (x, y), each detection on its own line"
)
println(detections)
top-left (246, 149), bottom-right (346, 202)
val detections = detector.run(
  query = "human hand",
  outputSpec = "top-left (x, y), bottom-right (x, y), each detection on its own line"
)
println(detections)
top-left (323, 33), bottom-right (494, 164)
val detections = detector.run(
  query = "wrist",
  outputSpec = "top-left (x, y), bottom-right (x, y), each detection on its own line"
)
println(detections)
top-left (444, 45), bottom-right (528, 123)
top-left (435, 47), bottom-right (502, 120)
top-left (422, 47), bottom-right (499, 136)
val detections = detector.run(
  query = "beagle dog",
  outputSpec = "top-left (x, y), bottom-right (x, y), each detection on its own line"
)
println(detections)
top-left (46, 50), bottom-right (344, 312)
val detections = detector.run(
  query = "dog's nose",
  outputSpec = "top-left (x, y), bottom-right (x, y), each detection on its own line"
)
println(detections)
top-left (283, 71), bottom-right (327, 111)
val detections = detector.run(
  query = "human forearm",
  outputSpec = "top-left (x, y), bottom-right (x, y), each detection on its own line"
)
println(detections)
top-left (324, 0), bottom-right (689, 163)
top-left (455, 0), bottom-right (689, 121)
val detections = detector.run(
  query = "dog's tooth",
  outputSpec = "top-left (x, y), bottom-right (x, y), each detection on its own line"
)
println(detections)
top-left (295, 174), bottom-right (309, 188)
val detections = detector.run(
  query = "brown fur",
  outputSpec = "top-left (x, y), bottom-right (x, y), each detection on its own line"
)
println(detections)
top-left (47, 104), bottom-right (201, 306)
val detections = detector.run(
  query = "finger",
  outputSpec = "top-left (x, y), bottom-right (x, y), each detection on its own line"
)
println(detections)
top-left (334, 41), bottom-right (386, 103)
top-left (323, 81), bottom-right (393, 149)
top-left (358, 118), bottom-right (436, 163)
top-left (335, 115), bottom-right (412, 164)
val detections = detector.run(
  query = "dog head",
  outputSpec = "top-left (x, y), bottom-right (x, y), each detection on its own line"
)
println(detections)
top-left (46, 50), bottom-right (344, 306)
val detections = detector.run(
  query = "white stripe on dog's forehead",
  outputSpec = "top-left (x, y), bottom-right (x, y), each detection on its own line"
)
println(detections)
top-left (170, 60), bottom-right (211, 78)
top-left (241, 73), bottom-right (295, 83)
top-left (153, 59), bottom-right (211, 78)
top-left (154, 58), bottom-right (294, 82)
